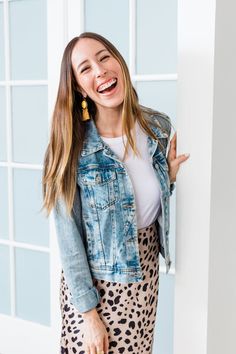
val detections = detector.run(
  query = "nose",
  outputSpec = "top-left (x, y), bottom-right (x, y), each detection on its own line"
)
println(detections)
top-left (95, 62), bottom-right (107, 78)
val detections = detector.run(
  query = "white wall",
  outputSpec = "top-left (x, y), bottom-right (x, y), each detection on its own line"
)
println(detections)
top-left (174, 1), bottom-right (236, 353)
top-left (207, 0), bottom-right (236, 352)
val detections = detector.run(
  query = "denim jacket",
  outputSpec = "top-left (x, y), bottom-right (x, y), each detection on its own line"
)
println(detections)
top-left (53, 106), bottom-right (175, 313)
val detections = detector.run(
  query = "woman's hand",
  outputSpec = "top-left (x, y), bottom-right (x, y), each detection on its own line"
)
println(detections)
top-left (82, 308), bottom-right (109, 354)
top-left (167, 132), bottom-right (190, 183)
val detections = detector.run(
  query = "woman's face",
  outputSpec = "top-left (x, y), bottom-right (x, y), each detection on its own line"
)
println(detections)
top-left (71, 38), bottom-right (125, 113)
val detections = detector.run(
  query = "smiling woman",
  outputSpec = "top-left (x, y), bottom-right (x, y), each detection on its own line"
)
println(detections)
top-left (41, 32), bottom-right (186, 354)
top-left (70, 36), bottom-right (126, 139)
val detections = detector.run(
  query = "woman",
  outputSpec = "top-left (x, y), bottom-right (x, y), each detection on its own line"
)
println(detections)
top-left (42, 32), bottom-right (189, 354)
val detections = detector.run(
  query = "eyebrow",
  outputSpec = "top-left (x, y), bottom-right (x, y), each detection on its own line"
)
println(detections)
top-left (77, 49), bottom-right (108, 71)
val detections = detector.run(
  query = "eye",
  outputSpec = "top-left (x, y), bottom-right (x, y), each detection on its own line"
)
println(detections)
top-left (81, 66), bottom-right (90, 73)
top-left (101, 55), bottom-right (110, 61)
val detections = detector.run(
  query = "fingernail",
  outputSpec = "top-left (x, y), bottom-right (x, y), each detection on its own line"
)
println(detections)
top-left (185, 153), bottom-right (190, 157)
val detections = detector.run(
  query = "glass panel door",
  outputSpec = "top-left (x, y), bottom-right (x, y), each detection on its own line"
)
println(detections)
top-left (0, 1), bottom-right (61, 353)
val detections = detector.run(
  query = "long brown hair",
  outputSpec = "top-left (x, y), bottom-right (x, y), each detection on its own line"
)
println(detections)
top-left (42, 32), bottom-right (167, 217)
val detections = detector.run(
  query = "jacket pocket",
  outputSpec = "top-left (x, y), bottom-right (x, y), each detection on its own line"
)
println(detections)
top-left (78, 168), bottom-right (118, 210)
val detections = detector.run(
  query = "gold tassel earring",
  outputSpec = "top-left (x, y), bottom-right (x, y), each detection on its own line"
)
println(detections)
top-left (81, 97), bottom-right (90, 121)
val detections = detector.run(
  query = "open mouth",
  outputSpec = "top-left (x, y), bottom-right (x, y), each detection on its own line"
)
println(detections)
top-left (97, 78), bottom-right (118, 94)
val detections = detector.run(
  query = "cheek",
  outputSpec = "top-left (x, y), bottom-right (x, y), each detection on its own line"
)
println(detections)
top-left (118, 71), bottom-right (125, 90)
top-left (115, 67), bottom-right (124, 85)
top-left (77, 76), bottom-right (94, 94)
top-left (79, 76), bottom-right (89, 88)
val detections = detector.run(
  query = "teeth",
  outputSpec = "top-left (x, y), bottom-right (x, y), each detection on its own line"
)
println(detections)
top-left (98, 78), bottom-right (117, 92)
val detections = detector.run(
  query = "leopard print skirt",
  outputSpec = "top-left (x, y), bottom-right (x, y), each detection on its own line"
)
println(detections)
top-left (60, 220), bottom-right (160, 354)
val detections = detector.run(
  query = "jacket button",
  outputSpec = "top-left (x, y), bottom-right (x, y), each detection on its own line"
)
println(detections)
top-left (95, 175), bottom-right (101, 183)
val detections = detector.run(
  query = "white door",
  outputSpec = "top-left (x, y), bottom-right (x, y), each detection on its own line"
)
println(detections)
top-left (0, 1), bottom-right (65, 353)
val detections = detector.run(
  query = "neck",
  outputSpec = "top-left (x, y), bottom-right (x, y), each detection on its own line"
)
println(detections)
top-left (95, 105), bottom-right (123, 137)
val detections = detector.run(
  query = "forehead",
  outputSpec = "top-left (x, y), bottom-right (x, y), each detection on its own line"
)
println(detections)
top-left (71, 38), bottom-right (108, 65)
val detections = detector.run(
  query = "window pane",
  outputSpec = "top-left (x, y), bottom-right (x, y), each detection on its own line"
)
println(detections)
top-left (136, 80), bottom-right (177, 121)
top-left (0, 167), bottom-right (9, 240)
top-left (0, 3), bottom-right (5, 80)
top-left (15, 248), bottom-right (50, 325)
top-left (85, 0), bottom-right (129, 65)
top-left (154, 274), bottom-right (175, 354)
top-left (13, 168), bottom-right (49, 247)
top-left (0, 245), bottom-right (11, 315)
top-left (9, 0), bottom-right (47, 80)
top-left (11, 86), bottom-right (48, 164)
top-left (0, 87), bottom-right (7, 161)
top-left (136, 0), bottom-right (177, 74)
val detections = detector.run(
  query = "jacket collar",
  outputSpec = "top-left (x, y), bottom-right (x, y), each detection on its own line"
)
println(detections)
top-left (80, 111), bottom-right (168, 157)
top-left (81, 118), bottom-right (104, 156)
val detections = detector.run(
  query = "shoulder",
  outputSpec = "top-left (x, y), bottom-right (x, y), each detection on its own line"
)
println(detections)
top-left (139, 104), bottom-right (172, 138)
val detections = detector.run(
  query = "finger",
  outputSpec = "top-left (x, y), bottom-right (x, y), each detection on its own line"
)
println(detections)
top-left (96, 347), bottom-right (104, 354)
top-left (170, 142), bottom-right (176, 153)
top-left (84, 347), bottom-right (90, 354)
top-left (90, 344), bottom-right (96, 354)
top-left (170, 132), bottom-right (177, 147)
top-left (167, 144), bottom-right (177, 160)
top-left (170, 133), bottom-right (176, 145)
top-left (171, 132), bottom-right (177, 141)
top-left (84, 343), bottom-right (90, 354)
top-left (176, 153), bottom-right (190, 164)
top-left (96, 343), bottom-right (105, 354)
top-left (104, 334), bottom-right (109, 353)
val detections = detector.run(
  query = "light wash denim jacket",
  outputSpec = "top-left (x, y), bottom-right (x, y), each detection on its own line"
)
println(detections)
top-left (53, 106), bottom-right (175, 313)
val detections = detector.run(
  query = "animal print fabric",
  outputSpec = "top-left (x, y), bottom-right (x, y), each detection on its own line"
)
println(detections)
top-left (60, 221), bottom-right (160, 354)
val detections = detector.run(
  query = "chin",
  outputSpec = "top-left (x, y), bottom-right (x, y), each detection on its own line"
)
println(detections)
top-left (97, 97), bottom-right (124, 109)
top-left (103, 101), bottom-right (124, 110)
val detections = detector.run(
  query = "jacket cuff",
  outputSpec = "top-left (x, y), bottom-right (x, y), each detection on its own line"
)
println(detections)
top-left (170, 182), bottom-right (176, 196)
top-left (70, 285), bottom-right (101, 313)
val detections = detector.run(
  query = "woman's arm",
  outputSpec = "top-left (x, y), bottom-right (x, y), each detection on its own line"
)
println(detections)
top-left (155, 113), bottom-right (190, 195)
top-left (167, 132), bottom-right (190, 188)
top-left (53, 185), bottom-right (101, 313)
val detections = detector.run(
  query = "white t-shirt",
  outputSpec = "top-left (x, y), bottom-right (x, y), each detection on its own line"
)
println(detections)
top-left (101, 121), bottom-right (161, 229)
